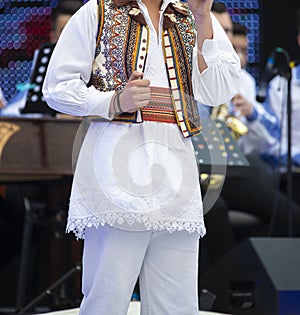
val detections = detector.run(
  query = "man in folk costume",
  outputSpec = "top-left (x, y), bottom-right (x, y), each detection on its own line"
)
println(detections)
top-left (43, 0), bottom-right (240, 313)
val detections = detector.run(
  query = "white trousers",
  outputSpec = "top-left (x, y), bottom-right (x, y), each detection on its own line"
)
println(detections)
top-left (79, 225), bottom-right (200, 315)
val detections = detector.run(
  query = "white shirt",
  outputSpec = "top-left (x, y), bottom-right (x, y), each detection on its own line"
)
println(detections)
top-left (266, 65), bottom-right (300, 166)
top-left (42, 0), bottom-right (240, 239)
top-left (0, 87), bottom-right (7, 108)
top-left (237, 69), bottom-right (279, 156)
top-left (238, 66), bottom-right (300, 169)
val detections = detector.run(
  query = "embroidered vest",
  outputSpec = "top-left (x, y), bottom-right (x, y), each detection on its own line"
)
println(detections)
top-left (89, 0), bottom-right (201, 138)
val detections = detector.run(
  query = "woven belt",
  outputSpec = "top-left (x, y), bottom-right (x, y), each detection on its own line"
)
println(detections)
top-left (141, 87), bottom-right (177, 124)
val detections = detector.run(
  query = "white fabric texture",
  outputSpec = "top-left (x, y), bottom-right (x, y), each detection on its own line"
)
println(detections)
top-left (237, 69), bottom-right (279, 155)
top-left (79, 226), bottom-right (200, 315)
top-left (237, 65), bottom-right (300, 167)
top-left (68, 121), bottom-right (204, 237)
top-left (0, 86), bottom-right (7, 107)
top-left (33, 305), bottom-right (231, 315)
top-left (42, 0), bottom-right (241, 238)
top-left (267, 67), bottom-right (300, 158)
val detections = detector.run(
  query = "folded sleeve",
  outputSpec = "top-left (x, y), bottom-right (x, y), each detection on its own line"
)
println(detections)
top-left (192, 13), bottom-right (241, 106)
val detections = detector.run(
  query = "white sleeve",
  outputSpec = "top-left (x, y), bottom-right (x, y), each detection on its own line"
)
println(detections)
top-left (238, 116), bottom-right (280, 156)
top-left (42, 0), bottom-right (114, 119)
top-left (192, 13), bottom-right (241, 106)
top-left (0, 87), bottom-right (7, 106)
top-left (238, 71), bottom-right (280, 155)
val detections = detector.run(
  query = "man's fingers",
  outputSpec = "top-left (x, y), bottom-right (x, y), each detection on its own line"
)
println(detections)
top-left (232, 93), bottom-right (241, 102)
top-left (131, 81), bottom-right (151, 89)
top-left (126, 99), bottom-right (150, 112)
top-left (118, 72), bottom-right (151, 114)
top-left (130, 91), bottom-right (150, 106)
top-left (128, 71), bottom-right (144, 82)
top-left (130, 85), bottom-right (151, 95)
top-left (128, 72), bottom-right (151, 88)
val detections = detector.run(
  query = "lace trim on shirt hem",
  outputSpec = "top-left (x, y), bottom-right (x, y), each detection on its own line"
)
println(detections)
top-left (66, 214), bottom-right (206, 239)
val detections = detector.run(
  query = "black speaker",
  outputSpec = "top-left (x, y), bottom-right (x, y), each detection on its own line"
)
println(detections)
top-left (200, 237), bottom-right (300, 315)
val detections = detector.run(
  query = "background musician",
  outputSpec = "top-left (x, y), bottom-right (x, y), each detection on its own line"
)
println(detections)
top-left (199, 3), bottom-right (300, 276)
top-left (248, 5), bottom-right (300, 207)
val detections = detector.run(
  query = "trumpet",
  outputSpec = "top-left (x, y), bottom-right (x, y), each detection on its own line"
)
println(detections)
top-left (211, 103), bottom-right (248, 139)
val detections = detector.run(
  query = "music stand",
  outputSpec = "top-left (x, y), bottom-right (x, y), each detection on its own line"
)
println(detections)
top-left (21, 42), bottom-right (57, 116)
top-left (192, 118), bottom-right (251, 214)
top-left (192, 118), bottom-right (250, 175)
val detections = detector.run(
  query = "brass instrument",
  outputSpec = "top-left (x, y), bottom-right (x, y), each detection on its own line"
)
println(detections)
top-left (211, 103), bottom-right (248, 139)
top-left (200, 103), bottom-right (249, 192)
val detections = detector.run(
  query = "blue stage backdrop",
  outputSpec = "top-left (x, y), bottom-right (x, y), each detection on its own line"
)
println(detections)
top-left (0, 0), bottom-right (260, 102)
top-left (216, 0), bottom-right (261, 80)
top-left (0, 0), bottom-right (59, 102)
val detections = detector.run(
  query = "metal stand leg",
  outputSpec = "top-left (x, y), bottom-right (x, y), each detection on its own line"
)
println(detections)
top-left (15, 198), bottom-right (34, 310)
top-left (17, 265), bottom-right (81, 314)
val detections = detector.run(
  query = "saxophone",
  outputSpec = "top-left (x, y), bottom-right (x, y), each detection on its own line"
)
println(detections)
top-left (211, 103), bottom-right (248, 139)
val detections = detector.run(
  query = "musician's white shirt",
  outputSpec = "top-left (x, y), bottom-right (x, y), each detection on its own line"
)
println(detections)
top-left (237, 66), bottom-right (300, 169)
top-left (266, 66), bottom-right (300, 165)
top-left (237, 68), bottom-right (279, 156)
top-left (43, 0), bottom-right (240, 239)
top-left (0, 86), bottom-right (7, 107)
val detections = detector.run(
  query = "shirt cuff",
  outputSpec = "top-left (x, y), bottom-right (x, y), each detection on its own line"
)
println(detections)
top-left (246, 108), bottom-right (258, 122)
top-left (86, 88), bottom-right (115, 120)
top-left (294, 153), bottom-right (300, 167)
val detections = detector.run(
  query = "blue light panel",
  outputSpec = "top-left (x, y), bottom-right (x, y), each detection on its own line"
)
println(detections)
top-left (218, 0), bottom-right (261, 80)
top-left (0, 1), bottom-right (57, 102)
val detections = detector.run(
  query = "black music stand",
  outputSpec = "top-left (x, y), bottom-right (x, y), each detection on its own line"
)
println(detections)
top-left (192, 118), bottom-right (251, 216)
top-left (194, 118), bottom-right (251, 310)
top-left (21, 42), bottom-right (57, 116)
top-left (15, 195), bottom-right (82, 314)
top-left (192, 118), bottom-right (250, 174)
top-left (276, 52), bottom-right (293, 237)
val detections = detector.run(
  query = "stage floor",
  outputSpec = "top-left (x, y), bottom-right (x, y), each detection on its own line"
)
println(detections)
top-left (32, 302), bottom-right (232, 315)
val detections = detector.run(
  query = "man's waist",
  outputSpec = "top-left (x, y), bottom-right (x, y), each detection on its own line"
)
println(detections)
top-left (140, 86), bottom-right (176, 124)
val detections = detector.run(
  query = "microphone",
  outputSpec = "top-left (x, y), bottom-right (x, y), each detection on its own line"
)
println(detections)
top-left (256, 49), bottom-right (278, 103)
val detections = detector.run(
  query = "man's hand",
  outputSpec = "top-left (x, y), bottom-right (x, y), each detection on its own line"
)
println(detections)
top-left (231, 94), bottom-right (254, 118)
top-left (187, 0), bottom-right (213, 16)
top-left (110, 71), bottom-right (150, 116)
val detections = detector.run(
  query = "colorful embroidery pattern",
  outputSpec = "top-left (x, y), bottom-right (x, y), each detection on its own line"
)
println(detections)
top-left (90, 0), bottom-right (201, 136)
top-left (141, 87), bottom-right (177, 124)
